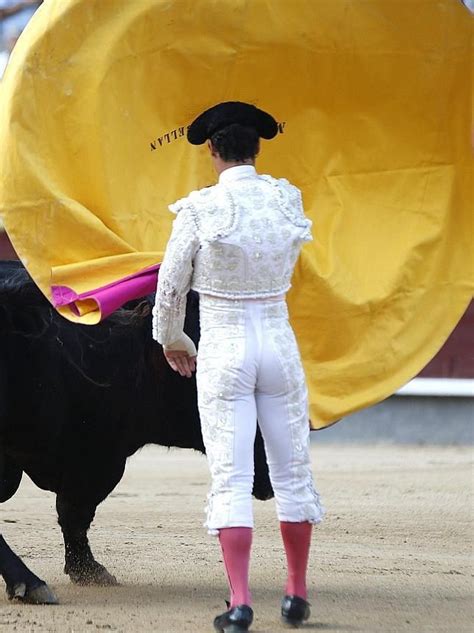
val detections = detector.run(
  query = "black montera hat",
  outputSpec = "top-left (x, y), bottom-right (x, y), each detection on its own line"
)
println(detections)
top-left (187, 101), bottom-right (278, 145)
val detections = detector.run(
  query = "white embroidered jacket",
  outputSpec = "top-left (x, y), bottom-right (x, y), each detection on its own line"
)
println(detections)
top-left (152, 165), bottom-right (312, 347)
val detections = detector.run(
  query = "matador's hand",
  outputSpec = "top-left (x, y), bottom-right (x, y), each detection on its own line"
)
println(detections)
top-left (163, 349), bottom-right (196, 378)
top-left (163, 333), bottom-right (197, 378)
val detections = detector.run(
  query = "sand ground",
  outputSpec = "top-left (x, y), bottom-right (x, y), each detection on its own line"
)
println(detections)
top-left (0, 444), bottom-right (472, 633)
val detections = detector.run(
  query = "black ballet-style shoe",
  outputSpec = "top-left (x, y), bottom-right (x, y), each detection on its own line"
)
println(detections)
top-left (281, 595), bottom-right (311, 628)
top-left (213, 603), bottom-right (254, 632)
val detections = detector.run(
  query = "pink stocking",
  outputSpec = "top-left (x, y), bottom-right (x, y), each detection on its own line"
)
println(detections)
top-left (218, 527), bottom-right (252, 607)
top-left (280, 521), bottom-right (312, 599)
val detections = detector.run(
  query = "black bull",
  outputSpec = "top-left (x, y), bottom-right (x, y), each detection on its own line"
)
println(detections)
top-left (0, 260), bottom-right (273, 604)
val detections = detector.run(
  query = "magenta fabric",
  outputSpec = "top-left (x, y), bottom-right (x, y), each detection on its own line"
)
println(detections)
top-left (280, 521), bottom-right (312, 599)
top-left (219, 527), bottom-right (253, 608)
top-left (51, 264), bottom-right (160, 320)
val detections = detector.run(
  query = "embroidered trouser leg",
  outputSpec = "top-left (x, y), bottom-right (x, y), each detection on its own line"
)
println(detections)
top-left (196, 296), bottom-right (324, 534)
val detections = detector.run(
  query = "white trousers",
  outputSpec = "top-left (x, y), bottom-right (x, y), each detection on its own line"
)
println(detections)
top-left (196, 295), bottom-right (324, 534)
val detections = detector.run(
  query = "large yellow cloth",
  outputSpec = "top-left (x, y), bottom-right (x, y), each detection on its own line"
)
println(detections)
top-left (0, 0), bottom-right (472, 429)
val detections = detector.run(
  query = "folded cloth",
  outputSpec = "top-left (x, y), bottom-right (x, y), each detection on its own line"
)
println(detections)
top-left (164, 333), bottom-right (197, 357)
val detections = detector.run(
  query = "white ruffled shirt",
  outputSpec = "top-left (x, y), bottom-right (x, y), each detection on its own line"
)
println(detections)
top-left (152, 165), bottom-right (312, 347)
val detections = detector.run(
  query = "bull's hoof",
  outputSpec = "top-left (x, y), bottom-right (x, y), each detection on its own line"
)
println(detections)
top-left (67, 562), bottom-right (118, 586)
top-left (8, 581), bottom-right (58, 605)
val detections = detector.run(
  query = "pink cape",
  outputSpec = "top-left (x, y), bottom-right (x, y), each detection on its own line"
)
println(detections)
top-left (51, 265), bottom-right (160, 320)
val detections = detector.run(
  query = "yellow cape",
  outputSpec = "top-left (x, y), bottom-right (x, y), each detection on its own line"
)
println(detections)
top-left (0, 0), bottom-right (472, 429)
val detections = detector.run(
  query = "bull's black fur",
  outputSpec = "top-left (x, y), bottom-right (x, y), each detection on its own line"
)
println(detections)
top-left (0, 260), bottom-right (273, 603)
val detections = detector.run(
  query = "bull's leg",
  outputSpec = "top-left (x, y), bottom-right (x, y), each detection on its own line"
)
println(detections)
top-left (252, 425), bottom-right (274, 500)
top-left (56, 495), bottom-right (118, 586)
top-left (0, 454), bottom-right (57, 603)
top-left (0, 457), bottom-right (23, 503)
top-left (0, 534), bottom-right (58, 604)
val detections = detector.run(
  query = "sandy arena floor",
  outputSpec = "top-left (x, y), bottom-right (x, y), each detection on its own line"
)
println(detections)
top-left (0, 444), bottom-right (472, 633)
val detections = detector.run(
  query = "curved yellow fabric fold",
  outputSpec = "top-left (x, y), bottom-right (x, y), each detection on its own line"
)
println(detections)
top-left (0, 0), bottom-right (472, 428)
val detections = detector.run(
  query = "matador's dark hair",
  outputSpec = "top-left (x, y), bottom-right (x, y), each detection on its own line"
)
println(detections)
top-left (210, 123), bottom-right (260, 162)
